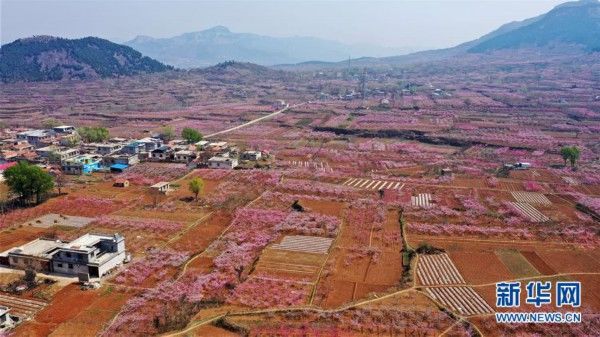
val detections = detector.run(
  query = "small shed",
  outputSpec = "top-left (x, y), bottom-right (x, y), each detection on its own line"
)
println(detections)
top-left (113, 179), bottom-right (129, 188)
top-left (110, 163), bottom-right (129, 173)
top-left (514, 162), bottom-right (531, 170)
top-left (151, 182), bottom-right (170, 194)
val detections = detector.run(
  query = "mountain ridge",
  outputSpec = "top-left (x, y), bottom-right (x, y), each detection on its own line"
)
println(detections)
top-left (124, 26), bottom-right (417, 68)
top-left (275, 0), bottom-right (599, 70)
top-left (0, 36), bottom-right (171, 82)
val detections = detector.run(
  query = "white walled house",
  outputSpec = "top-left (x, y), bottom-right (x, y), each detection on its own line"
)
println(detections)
top-left (241, 150), bottom-right (262, 161)
top-left (51, 233), bottom-right (126, 278)
top-left (208, 156), bottom-right (238, 169)
top-left (1, 233), bottom-right (126, 279)
top-left (174, 150), bottom-right (196, 163)
top-left (151, 181), bottom-right (171, 194)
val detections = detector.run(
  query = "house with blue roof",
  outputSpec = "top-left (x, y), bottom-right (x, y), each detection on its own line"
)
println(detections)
top-left (62, 154), bottom-right (102, 175)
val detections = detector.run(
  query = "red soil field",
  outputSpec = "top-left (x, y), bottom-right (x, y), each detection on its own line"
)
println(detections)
top-left (167, 212), bottom-right (232, 253)
top-left (449, 251), bottom-right (513, 284)
top-left (536, 249), bottom-right (600, 274)
top-left (520, 250), bottom-right (556, 275)
top-left (14, 284), bottom-right (104, 336)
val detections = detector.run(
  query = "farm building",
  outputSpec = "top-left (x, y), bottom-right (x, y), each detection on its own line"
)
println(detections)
top-left (61, 154), bottom-right (102, 175)
top-left (16, 130), bottom-right (53, 148)
top-left (113, 179), bottom-right (129, 188)
top-left (58, 132), bottom-right (80, 146)
top-left (137, 137), bottom-right (163, 152)
top-left (104, 154), bottom-right (139, 167)
top-left (150, 146), bottom-right (172, 161)
top-left (241, 150), bottom-right (262, 161)
top-left (93, 143), bottom-right (123, 156)
top-left (0, 238), bottom-right (60, 272)
top-left (151, 181), bottom-right (171, 194)
top-left (174, 150), bottom-right (196, 163)
top-left (36, 146), bottom-right (79, 162)
top-left (195, 140), bottom-right (209, 150)
top-left (207, 141), bottom-right (228, 152)
top-left (208, 156), bottom-right (238, 169)
top-left (109, 163), bottom-right (129, 173)
top-left (122, 141), bottom-right (145, 155)
top-left (52, 125), bottom-right (76, 133)
top-left (0, 233), bottom-right (126, 279)
top-left (51, 233), bottom-right (126, 278)
top-left (1, 140), bottom-right (33, 153)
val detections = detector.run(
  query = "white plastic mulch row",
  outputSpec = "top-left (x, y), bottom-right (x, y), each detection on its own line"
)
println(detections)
top-left (0, 293), bottom-right (46, 318)
top-left (417, 253), bottom-right (465, 286)
top-left (342, 178), bottom-right (404, 191)
top-left (511, 191), bottom-right (552, 205)
top-left (426, 286), bottom-right (494, 316)
top-left (287, 161), bottom-right (332, 172)
top-left (270, 235), bottom-right (334, 254)
top-left (508, 202), bottom-right (550, 222)
top-left (411, 193), bottom-right (432, 207)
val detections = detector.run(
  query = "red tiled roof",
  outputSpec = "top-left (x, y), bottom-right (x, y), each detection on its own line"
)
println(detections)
top-left (0, 162), bottom-right (16, 171)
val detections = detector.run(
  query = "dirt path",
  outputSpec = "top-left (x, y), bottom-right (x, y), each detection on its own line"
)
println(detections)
top-left (176, 192), bottom-right (266, 281)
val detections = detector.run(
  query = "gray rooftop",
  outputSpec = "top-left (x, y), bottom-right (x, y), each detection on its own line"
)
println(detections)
top-left (5, 238), bottom-right (64, 258)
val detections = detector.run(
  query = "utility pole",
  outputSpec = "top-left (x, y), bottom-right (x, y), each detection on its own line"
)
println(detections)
top-left (359, 68), bottom-right (367, 99)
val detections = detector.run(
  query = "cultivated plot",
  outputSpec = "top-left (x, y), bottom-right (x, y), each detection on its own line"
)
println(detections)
top-left (562, 176), bottom-right (579, 185)
top-left (342, 178), bottom-right (404, 191)
top-left (411, 193), bottom-right (432, 208)
top-left (254, 249), bottom-right (326, 281)
top-left (284, 160), bottom-right (332, 172)
top-left (271, 235), bottom-right (334, 254)
top-left (511, 191), bottom-right (552, 206)
top-left (495, 249), bottom-right (541, 278)
top-left (508, 202), bottom-right (550, 222)
top-left (425, 286), bottom-right (493, 316)
top-left (0, 293), bottom-right (46, 319)
top-left (417, 253), bottom-right (465, 286)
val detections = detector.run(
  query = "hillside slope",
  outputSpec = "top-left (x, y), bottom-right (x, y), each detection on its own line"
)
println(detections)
top-left (469, 0), bottom-right (600, 52)
top-left (0, 36), bottom-right (171, 82)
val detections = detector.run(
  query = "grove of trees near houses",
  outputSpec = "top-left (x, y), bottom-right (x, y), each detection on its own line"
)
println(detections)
top-left (3, 161), bottom-right (54, 205)
top-left (181, 127), bottom-right (202, 143)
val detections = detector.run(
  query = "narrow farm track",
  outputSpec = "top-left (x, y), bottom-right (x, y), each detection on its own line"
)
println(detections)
top-left (163, 212), bottom-right (213, 246)
top-left (391, 180), bottom-right (600, 198)
top-left (162, 263), bottom-right (600, 336)
top-left (103, 190), bottom-right (269, 334)
top-left (204, 102), bottom-right (305, 139)
top-left (437, 318), bottom-right (464, 337)
top-left (162, 249), bottom-right (488, 337)
top-left (176, 192), bottom-right (266, 280)
top-left (308, 216), bottom-right (345, 306)
top-left (408, 235), bottom-right (586, 247)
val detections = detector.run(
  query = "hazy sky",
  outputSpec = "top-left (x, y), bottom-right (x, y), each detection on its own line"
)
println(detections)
top-left (1, 0), bottom-right (567, 49)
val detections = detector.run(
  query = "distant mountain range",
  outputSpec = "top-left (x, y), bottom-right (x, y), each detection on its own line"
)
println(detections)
top-left (1, 0), bottom-right (597, 82)
top-left (277, 0), bottom-right (600, 70)
top-left (124, 26), bottom-right (416, 68)
top-left (0, 36), bottom-right (170, 82)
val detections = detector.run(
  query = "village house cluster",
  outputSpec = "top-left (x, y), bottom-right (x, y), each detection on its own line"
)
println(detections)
top-left (0, 125), bottom-right (268, 176)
